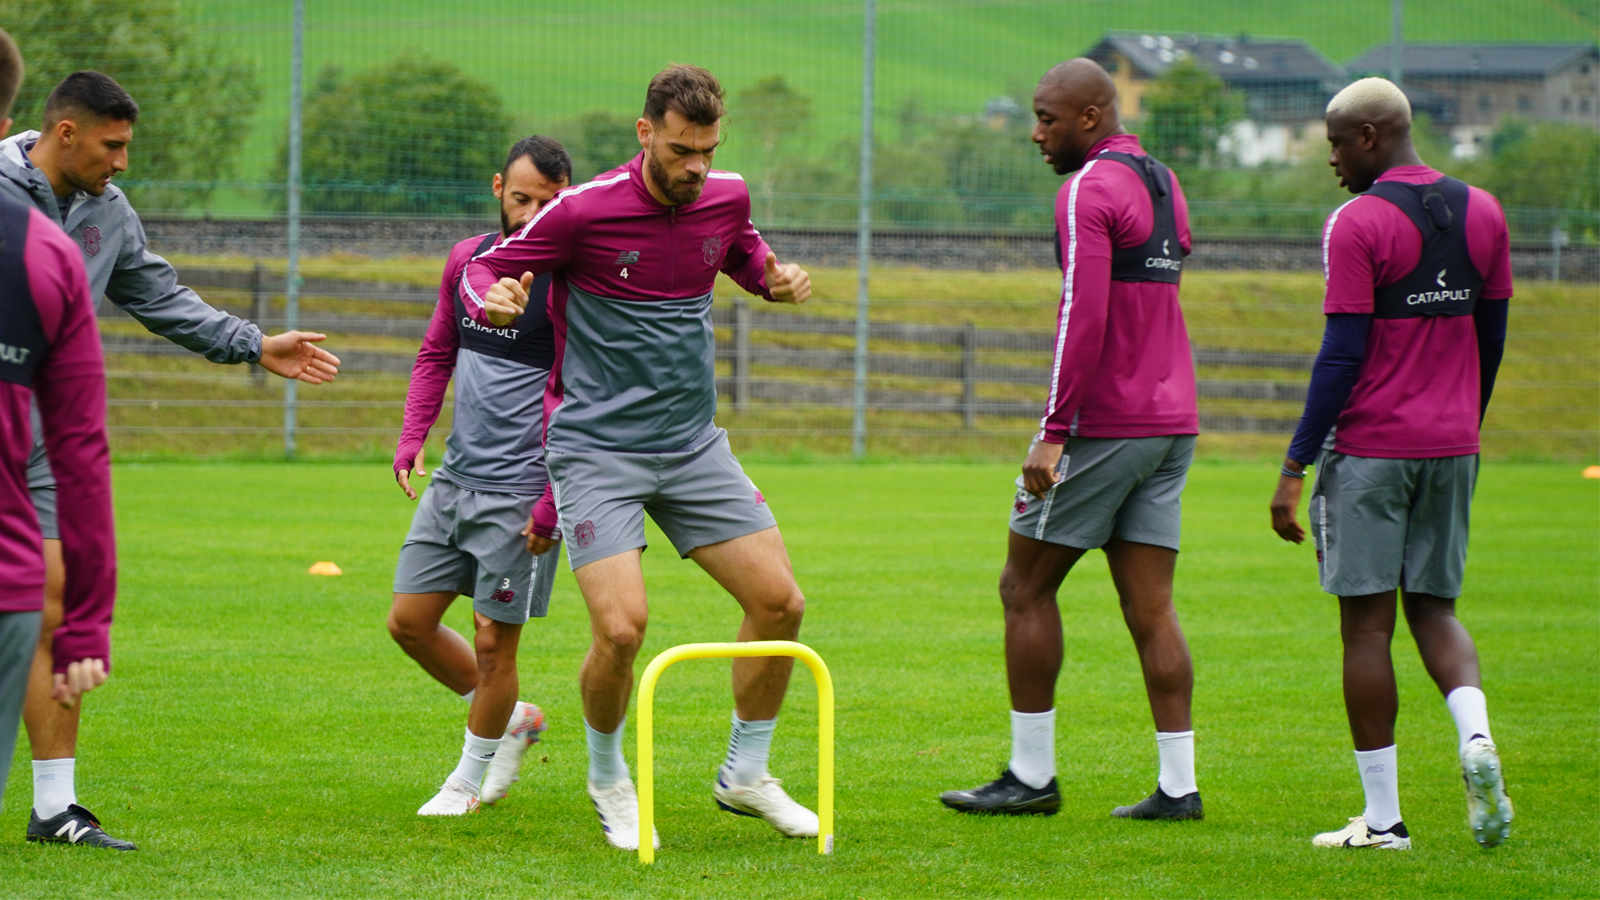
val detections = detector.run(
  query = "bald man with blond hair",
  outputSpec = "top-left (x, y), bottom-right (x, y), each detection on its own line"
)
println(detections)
top-left (1270, 77), bottom-right (1514, 850)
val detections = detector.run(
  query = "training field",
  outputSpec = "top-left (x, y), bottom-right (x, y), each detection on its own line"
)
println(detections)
top-left (0, 460), bottom-right (1595, 897)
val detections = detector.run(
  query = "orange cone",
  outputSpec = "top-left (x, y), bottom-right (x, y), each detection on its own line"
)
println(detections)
top-left (1584, 466), bottom-right (1600, 479)
top-left (308, 561), bottom-right (343, 576)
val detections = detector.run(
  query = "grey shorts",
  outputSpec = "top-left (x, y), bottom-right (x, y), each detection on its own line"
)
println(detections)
top-left (31, 485), bottom-right (57, 542)
top-left (1009, 435), bottom-right (1195, 552)
top-left (547, 428), bottom-right (777, 570)
top-left (394, 479), bottom-right (558, 625)
top-left (0, 610), bottom-right (42, 815)
top-left (1310, 451), bottom-right (1477, 598)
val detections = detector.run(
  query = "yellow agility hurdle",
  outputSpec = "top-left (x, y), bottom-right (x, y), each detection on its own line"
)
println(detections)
top-left (636, 640), bottom-right (834, 864)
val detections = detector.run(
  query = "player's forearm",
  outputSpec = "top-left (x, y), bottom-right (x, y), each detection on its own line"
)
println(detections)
top-left (1474, 298), bottom-right (1509, 422)
top-left (1038, 259), bottom-right (1112, 443)
top-left (114, 280), bottom-right (264, 364)
top-left (397, 303), bottom-right (460, 463)
top-left (528, 486), bottom-right (559, 539)
top-left (1286, 313), bottom-right (1370, 465)
top-left (35, 371), bottom-right (117, 673)
top-left (726, 239), bottom-right (776, 301)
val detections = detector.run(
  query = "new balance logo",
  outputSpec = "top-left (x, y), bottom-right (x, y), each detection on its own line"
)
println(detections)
top-left (1365, 764), bottom-right (1386, 774)
top-left (615, 251), bottom-right (640, 265)
top-left (56, 821), bottom-right (91, 843)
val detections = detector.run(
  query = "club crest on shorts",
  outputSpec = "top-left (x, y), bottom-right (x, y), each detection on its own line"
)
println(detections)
top-left (754, 488), bottom-right (765, 504)
top-left (489, 577), bottom-right (515, 604)
top-left (1014, 490), bottom-right (1030, 514)
top-left (573, 520), bottom-right (597, 549)
top-left (702, 234), bottom-right (723, 266)
top-left (81, 225), bottom-right (101, 258)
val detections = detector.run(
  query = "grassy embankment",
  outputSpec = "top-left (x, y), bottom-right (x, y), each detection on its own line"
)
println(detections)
top-left (150, 0), bottom-right (1594, 217)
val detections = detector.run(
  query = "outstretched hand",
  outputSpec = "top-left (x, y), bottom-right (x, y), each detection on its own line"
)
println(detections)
top-left (765, 252), bottom-right (811, 304)
top-left (397, 447), bottom-right (427, 500)
top-left (51, 658), bottom-right (107, 709)
top-left (486, 272), bottom-right (534, 326)
top-left (259, 331), bottom-right (340, 384)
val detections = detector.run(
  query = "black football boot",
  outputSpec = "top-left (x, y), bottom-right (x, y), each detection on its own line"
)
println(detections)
top-left (939, 768), bottom-right (1061, 815)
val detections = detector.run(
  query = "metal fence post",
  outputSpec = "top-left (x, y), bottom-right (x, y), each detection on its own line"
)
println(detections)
top-left (1390, 0), bottom-right (1404, 87)
top-left (283, 0), bottom-right (303, 459)
top-left (1551, 226), bottom-right (1568, 282)
top-left (733, 298), bottom-right (751, 412)
top-left (851, 0), bottom-right (876, 459)
top-left (251, 262), bottom-right (267, 387)
top-left (961, 321), bottom-right (976, 430)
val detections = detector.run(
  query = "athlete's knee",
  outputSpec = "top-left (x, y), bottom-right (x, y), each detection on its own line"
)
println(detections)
top-left (1401, 592), bottom-right (1458, 626)
top-left (386, 605), bottom-right (428, 648)
top-left (473, 620), bottom-right (519, 662)
top-left (592, 613), bottom-right (648, 661)
top-left (750, 583), bottom-right (805, 632)
top-left (999, 566), bottom-right (1052, 614)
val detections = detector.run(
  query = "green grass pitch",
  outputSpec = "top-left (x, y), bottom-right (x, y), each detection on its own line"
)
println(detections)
top-left (1, 460), bottom-right (1595, 897)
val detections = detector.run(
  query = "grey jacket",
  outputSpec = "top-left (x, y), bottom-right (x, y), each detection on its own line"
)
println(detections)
top-left (0, 132), bottom-right (262, 365)
top-left (3, 131), bottom-right (264, 489)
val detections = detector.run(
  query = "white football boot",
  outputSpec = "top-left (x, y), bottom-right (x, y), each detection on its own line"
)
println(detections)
top-left (1312, 815), bottom-right (1411, 849)
top-left (480, 701), bottom-right (547, 805)
top-left (1461, 737), bottom-right (1513, 847)
top-left (587, 779), bottom-right (659, 851)
top-left (417, 778), bottom-right (479, 816)
top-left (713, 771), bottom-right (820, 837)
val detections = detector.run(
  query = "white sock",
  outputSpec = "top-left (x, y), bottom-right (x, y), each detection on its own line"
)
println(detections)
top-left (32, 758), bottom-right (77, 819)
top-left (1354, 745), bottom-right (1402, 832)
top-left (458, 689), bottom-right (475, 703)
top-left (445, 728), bottom-right (500, 793)
top-left (1155, 731), bottom-right (1198, 797)
top-left (585, 718), bottom-right (629, 788)
top-left (1008, 709), bottom-right (1056, 790)
top-left (721, 713), bottom-right (776, 786)
top-left (1445, 686), bottom-right (1493, 755)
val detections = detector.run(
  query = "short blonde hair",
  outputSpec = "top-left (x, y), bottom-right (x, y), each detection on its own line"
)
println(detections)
top-left (1327, 77), bottom-right (1411, 125)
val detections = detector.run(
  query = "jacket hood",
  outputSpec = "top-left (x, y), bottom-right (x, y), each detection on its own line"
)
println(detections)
top-left (0, 130), bottom-right (39, 189)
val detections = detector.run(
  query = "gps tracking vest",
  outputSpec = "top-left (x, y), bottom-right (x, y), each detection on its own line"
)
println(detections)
top-left (1365, 177), bottom-right (1482, 319)
top-left (1054, 152), bottom-right (1187, 283)
top-left (455, 233), bottom-right (555, 368)
top-left (0, 195), bottom-right (46, 387)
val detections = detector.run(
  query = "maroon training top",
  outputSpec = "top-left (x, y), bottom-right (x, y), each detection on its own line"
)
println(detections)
top-left (0, 204), bottom-right (117, 672)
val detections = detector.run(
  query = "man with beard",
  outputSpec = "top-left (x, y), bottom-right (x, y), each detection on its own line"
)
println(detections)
top-left (388, 136), bottom-right (570, 816)
top-left (1270, 77), bottom-right (1513, 851)
top-left (0, 70), bottom-right (339, 850)
top-left (940, 58), bottom-right (1204, 821)
top-left (462, 64), bottom-right (815, 852)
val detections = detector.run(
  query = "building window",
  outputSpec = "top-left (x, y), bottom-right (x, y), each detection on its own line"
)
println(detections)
top-left (1564, 96), bottom-right (1574, 113)
top-left (1478, 93), bottom-right (1492, 112)
top-left (1517, 95), bottom-right (1533, 111)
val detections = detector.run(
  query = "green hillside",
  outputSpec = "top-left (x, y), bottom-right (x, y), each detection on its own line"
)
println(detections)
top-left (181, 0), bottom-right (1591, 210)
